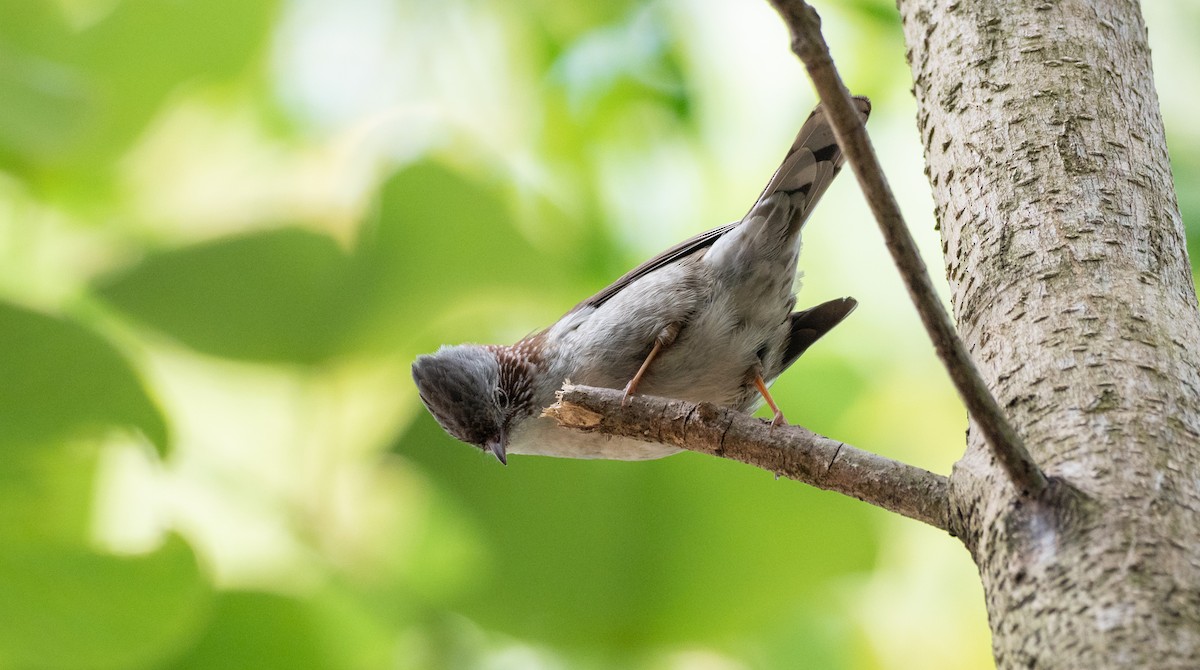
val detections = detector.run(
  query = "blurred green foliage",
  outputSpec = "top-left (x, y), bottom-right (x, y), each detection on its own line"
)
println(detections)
top-left (0, 1), bottom-right (1195, 669)
top-left (0, 302), bottom-right (167, 453)
top-left (95, 228), bottom-right (357, 363)
top-left (0, 0), bottom-right (279, 202)
top-left (0, 535), bottom-right (209, 670)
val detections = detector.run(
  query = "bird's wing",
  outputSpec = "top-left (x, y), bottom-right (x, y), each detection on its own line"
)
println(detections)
top-left (568, 222), bottom-right (738, 313)
top-left (568, 96), bottom-right (870, 315)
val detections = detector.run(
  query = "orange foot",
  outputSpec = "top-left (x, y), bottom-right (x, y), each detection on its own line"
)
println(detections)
top-left (754, 375), bottom-right (788, 428)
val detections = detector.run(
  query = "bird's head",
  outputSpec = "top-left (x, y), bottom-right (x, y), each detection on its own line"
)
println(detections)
top-left (412, 344), bottom-right (527, 464)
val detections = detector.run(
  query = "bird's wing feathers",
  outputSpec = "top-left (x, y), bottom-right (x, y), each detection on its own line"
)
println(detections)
top-left (571, 222), bottom-right (738, 312)
top-left (744, 96), bottom-right (870, 239)
top-left (571, 96), bottom-right (870, 314)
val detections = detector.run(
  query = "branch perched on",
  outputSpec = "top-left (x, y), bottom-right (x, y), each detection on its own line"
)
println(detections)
top-left (546, 385), bottom-right (952, 532)
top-left (766, 0), bottom-right (1049, 497)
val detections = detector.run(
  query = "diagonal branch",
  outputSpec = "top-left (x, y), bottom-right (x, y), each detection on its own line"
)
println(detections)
top-left (546, 385), bottom-right (952, 532)
top-left (765, 0), bottom-right (1049, 497)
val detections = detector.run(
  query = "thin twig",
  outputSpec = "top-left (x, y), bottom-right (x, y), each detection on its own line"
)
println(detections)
top-left (546, 385), bottom-right (952, 532)
top-left (765, 0), bottom-right (1048, 497)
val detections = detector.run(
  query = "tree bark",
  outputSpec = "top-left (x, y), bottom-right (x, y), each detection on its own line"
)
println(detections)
top-left (546, 384), bottom-right (951, 530)
top-left (899, 0), bottom-right (1200, 666)
top-left (768, 0), bottom-right (1049, 498)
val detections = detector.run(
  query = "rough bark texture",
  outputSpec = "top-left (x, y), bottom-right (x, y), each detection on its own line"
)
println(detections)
top-left (769, 0), bottom-right (1049, 497)
top-left (899, 0), bottom-right (1200, 666)
top-left (546, 385), bottom-right (951, 530)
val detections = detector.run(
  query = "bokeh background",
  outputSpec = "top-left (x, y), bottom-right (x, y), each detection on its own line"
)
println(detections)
top-left (2, 1), bottom-right (1197, 668)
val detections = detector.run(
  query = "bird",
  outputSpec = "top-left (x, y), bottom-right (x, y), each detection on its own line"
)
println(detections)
top-left (412, 96), bottom-right (869, 464)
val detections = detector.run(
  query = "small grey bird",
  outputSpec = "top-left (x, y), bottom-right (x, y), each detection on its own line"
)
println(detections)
top-left (412, 97), bottom-right (869, 463)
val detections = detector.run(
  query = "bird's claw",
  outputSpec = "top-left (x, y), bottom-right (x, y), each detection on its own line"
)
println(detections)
top-left (621, 382), bottom-right (636, 407)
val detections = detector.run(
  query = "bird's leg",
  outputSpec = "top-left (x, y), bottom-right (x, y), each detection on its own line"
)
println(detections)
top-left (754, 374), bottom-right (787, 428)
top-left (622, 323), bottom-right (681, 406)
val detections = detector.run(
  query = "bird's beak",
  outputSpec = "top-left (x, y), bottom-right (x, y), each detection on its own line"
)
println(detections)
top-left (486, 435), bottom-right (508, 466)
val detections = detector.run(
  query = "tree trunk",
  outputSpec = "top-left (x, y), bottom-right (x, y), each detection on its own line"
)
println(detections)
top-left (898, 0), bottom-right (1200, 666)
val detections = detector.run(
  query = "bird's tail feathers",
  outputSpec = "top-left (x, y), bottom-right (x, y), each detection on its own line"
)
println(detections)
top-left (746, 96), bottom-right (871, 239)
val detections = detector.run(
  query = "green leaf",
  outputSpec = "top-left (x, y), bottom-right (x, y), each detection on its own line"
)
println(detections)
top-left (346, 161), bottom-right (573, 350)
top-left (165, 592), bottom-right (344, 670)
top-left (0, 38), bottom-right (91, 170)
top-left (0, 436), bottom-right (100, 545)
top-left (94, 227), bottom-right (356, 364)
top-left (547, 5), bottom-right (690, 122)
top-left (396, 412), bottom-right (880, 653)
top-left (513, 0), bottom-right (642, 47)
top-left (0, 0), bottom-right (279, 200)
top-left (0, 300), bottom-right (168, 454)
top-left (0, 535), bottom-right (212, 670)
top-left (839, 0), bottom-right (905, 30)
top-left (95, 165), bottom-right (586, 361)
